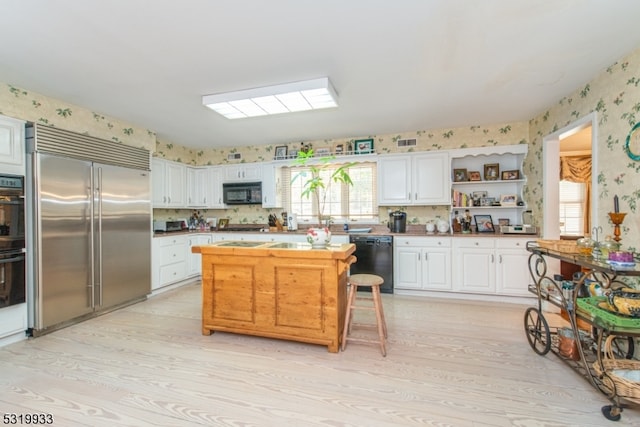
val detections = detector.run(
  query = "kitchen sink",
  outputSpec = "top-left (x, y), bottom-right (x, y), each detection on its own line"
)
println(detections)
top-left (216, 241), bottom-right (265, 247)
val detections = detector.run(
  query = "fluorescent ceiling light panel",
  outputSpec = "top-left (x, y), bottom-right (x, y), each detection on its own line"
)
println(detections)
top-left (203, 77), bottom-right (338, 119)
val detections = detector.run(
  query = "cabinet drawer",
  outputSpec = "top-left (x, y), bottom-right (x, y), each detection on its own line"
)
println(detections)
top-left (395, 237), bottom-right (451, 247)
top-left (495, 238), bottom-right (529, 249)
top-left (158, 235), bottom-right (187, 247)
top-left (453, 238), bottom-right (495, 249)
top-left (159, 262), bottom-right (187, 286)
top-left (160, 244), bottom-right (187, 264)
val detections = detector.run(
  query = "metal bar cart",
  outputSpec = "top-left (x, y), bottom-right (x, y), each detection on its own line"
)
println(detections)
top-left (524, 241), bottom-right (640, 421)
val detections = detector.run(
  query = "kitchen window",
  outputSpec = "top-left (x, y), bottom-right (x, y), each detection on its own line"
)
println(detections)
top-left (284, 162), bottom-right (377, 224)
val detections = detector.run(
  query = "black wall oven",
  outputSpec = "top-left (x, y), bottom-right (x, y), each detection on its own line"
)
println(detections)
top-left (0, 174), bottom-right (25, 309)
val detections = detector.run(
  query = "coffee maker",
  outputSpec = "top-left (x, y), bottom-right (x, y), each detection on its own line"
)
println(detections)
top-left (388, 211), bottom-right (407, 233)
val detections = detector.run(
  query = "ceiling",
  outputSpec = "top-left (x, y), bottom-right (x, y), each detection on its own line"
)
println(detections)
top-left (3, 1), bottom-right (640, 150)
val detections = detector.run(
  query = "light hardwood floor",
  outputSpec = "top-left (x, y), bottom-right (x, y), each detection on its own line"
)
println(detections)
top-left (1, 283), bottom-right (639, 426)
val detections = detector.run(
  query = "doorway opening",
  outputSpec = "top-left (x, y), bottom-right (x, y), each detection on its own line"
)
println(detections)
top-left (542, 113), bottom-right (598, 240)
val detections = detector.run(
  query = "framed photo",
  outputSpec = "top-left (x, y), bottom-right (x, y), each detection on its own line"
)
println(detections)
top-left (498, 218), bottom-right (510, 226)
top-left (217, 218), bottom-right (229, 230)
top-left (354, 138), bottom-right (374, 154)
top-left (474, 214), bottom-right (495, 233)
top-left (484, 163), bottom-right (500, 181)
top-left (453, 168), bottom-right (468, 182)
top-left (499, 194), bottom-right (518, 206)
top-left (501, 169), bottom-right (520, 180)
top-left (274, 145), bottom-right (288, 160)
top-left (480, 197), bottom-right (495, 207)
top-left (289, 148), bottom-right (298, 159)
top-left (472, 190), bottom-right (487, 206)
top-left (334, 143), bottom-right (345, 155)
top-left (468, 171), bottom-right (481, 181)
top-left (315, 147), bottom-right (331, 157)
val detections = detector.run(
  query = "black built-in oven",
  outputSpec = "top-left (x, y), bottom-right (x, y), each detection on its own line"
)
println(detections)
top-left (0, 174), bottom-right (25, 308)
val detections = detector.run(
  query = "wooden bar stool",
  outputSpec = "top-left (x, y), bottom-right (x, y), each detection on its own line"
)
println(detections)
top-left (341, 274), bottom-right (388, 356)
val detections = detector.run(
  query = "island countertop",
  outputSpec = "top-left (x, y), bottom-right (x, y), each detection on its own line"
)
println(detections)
top-left (192, 240), bottom-right (355, 259)
top-left (192, 240), bottom-right (356, 352)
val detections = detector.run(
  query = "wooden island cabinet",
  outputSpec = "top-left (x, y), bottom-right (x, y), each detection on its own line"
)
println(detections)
top-left (192, 241), bottom-right (356, 352)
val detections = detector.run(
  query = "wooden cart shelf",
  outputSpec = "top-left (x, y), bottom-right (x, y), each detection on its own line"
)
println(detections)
top-left (524, 241), bottom-right (640, 421)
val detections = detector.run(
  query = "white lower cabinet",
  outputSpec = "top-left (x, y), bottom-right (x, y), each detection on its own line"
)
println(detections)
top-left (394, 236), bottom-right (451, 291)
top-left (152, 235), bottom-right (188, 291)
top-left (453, 237), bottom-right (530, 296)
top-left (187, 234), bottom-right (212, 277)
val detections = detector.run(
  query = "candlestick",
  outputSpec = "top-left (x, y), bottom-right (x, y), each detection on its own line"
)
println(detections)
top-left (614, 195), bottom-right (619, 213)
top-left (608, 212), bottom-right (626, 243)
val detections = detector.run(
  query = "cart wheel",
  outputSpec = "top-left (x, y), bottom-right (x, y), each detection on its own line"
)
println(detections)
top-left (601, 405), bottom-right (621, 421)
top-left (592, 328), bottom-right (635, 359)
top-left (524, 307), bottom-right (551, 355)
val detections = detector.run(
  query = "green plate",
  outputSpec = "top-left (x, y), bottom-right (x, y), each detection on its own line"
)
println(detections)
top-left (576, 297), bottom-right (640, 332)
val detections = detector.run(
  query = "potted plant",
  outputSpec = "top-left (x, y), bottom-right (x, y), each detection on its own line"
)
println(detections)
top-left (292, 148), bottom-right (354, 247)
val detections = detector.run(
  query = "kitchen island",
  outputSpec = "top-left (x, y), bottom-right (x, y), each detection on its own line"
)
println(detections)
top-left (192, 241), bottom-right (356, 352)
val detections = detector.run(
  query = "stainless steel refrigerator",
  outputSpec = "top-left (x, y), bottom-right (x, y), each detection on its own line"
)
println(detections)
top-left (27, 126), bottom-right (151, 335)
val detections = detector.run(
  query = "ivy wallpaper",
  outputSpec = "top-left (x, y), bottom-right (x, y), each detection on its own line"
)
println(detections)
top-left (528, 47), bottom-right (640, 254)
top-left (1, 44), bottom-right (638, 255)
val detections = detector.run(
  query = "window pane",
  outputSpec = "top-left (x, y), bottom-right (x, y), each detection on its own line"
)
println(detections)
top-left (559, 180), bottom-right (585, 235)
top-left (286, 161), bottom-right (377, 225)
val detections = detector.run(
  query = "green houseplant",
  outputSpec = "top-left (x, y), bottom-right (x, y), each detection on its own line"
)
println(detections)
top-left (292, 149), bottom-right (354, 246)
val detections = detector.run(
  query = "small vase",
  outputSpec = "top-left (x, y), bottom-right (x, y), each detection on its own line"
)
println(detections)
top-left (306, 227), bottom-right (332, 248)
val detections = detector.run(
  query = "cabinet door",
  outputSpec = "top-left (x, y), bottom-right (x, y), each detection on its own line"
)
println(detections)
top-left (394, 246), bottom-right (422, 289)
top-left (261, 163), bottom-right (283, 208)
top-left (165, 161), bottom-right (186, 207)
top-left (422, 247), bottom-right (452, 290)
top-left (207, 166), bottom-right (225, 208)
top-left (413, 152), bottom-right (450, 205)
top-left (0, 115), bottom-right (25, 172)
top-left (454, 247), bottom-right (496, 293)
top-left (496, 248), bottom-right (531, 296)
top-left (187, 235), bottom-right (212, 277)
top-left (187, 167), bottom-right (208, 207)
top-left (151, 158), bottom-right (167, 207)
top-left (224, 164), bottom-right (262, 182)
top-left (377, 155), bottom-right (411, 205)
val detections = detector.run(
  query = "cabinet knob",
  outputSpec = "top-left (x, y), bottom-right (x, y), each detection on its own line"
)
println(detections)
top-left (475, 242), bottom-right (479, 246)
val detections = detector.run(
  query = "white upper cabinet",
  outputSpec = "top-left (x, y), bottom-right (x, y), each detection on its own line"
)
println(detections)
top-left (152, 158), bottom-right (186, 207)
top-left (378, 151), bottom-right (449, 205)
top-left (186, 167), bottom-right (208, 207)
top-left (261, 162), bottom-right (283, 208)
top-left (0, 115), bottom-right (25, 175)
top-left (207, 166), bottom-right (226, 209)
top-left (224, 163), bottom-right (262, 182)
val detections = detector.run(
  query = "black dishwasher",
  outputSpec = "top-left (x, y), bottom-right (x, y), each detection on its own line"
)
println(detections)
top-left (349, 235), bottom-right (393, 293)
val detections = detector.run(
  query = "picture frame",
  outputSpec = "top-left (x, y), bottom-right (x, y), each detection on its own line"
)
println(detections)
top-left (480, 197), bottom-right (495, 207)
top-left (474, 214), bottom-right (495, 233)
top-left (499, 194), bottom-right (518, 206)
top-left (289, 148), bottom-right (298, 159)
top-left (472, 190), bottom-right (487, 206)
top-left (333, 143), bottom-right (345, 155)
top-left (501, 169), bottom-right (520, 180)
top-left (484, 163), bottom-right (500, 181)
top-left (453, 168), bottom-right (468, 182)
top-left (498, 218), bottom-right (510, 226)
top-left (274, 145), bottom-right (288, 160)
top-left (468, 171), bottom-right (481, 181)
top-left (354, 138), bottom-right (374, 154)
top-left (217, 218), bottom-right (229, 230)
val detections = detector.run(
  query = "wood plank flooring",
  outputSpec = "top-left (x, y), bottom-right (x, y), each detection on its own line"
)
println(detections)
top-left (1, 283), bottom-right (639, 426)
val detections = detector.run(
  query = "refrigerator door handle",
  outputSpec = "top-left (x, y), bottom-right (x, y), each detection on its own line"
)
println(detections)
top-left (96, 167), bottom-right (103, 307)
top-left (89, 169), bottom-right (95, 308)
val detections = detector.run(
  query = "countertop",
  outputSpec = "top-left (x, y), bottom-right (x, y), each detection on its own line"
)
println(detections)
top-left (154, 224), bottom-right (538, 239)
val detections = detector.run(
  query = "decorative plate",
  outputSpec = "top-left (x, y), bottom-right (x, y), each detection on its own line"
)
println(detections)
top-left (607, 260), bottom-right (636, 268)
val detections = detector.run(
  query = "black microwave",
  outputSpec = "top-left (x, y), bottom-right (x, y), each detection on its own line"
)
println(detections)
top-left (222, 182), bottom-right (263, 204)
